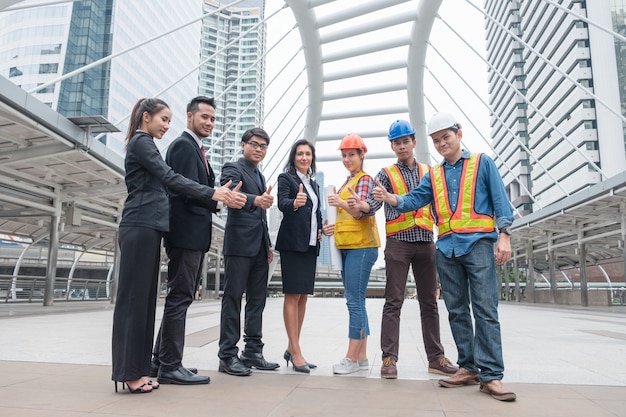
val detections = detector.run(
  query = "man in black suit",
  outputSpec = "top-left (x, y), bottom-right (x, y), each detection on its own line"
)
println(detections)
top-left (217, 127), bottom-right (280, 376)
top-left (153, 96), bottom-right (245, 385)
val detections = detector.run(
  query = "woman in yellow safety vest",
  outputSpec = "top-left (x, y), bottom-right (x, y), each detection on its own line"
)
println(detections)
top-left (323, 133), bottom-right (380, 375)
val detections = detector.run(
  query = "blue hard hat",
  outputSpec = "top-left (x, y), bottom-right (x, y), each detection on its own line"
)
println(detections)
top-left (387, 119), bottom-right (415, 141)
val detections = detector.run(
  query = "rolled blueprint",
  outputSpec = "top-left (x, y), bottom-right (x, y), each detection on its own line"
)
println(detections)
top-left (325, 185), bottom-right (342, 271)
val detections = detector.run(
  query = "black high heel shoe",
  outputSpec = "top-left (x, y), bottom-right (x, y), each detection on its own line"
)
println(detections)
top-left (114, 380), bottom-right (152, 394)
top-left (293, 363), bottom-right (311, 373)
top-left (285, 350), bottom-right (317, 370)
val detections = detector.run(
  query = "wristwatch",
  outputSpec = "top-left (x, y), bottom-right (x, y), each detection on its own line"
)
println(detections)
top-left (499, 226), bottom-right (512, 236)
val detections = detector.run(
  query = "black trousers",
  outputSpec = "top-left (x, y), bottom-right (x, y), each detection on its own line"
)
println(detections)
top-left (218, 246), bottom-right (269, 359)
top-left (152, 247), bottom-right (203, 371)
top-left (111, 226), bottom-right (162, 382)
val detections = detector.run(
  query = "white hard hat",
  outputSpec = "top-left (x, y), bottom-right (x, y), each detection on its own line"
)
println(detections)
top-left (427, 112), bottom-right (460, 136)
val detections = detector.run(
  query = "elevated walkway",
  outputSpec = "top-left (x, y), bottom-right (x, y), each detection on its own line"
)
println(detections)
top-left (0, 297), bottom-right (624, 416)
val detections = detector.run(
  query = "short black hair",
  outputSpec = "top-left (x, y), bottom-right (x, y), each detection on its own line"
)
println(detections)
top-left (242, 127), bottom-right (270, 145)
top-left (187, 96), bottom-right (216, 113)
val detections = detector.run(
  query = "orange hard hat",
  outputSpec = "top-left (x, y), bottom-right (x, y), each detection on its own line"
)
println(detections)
top-left (338, 133), bottom-right (367, 153)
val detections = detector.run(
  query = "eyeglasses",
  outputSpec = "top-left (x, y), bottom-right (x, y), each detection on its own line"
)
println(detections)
top-left (246, 141), bottom-right (269, 150)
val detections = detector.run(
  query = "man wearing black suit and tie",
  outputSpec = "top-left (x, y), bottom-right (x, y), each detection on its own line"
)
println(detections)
top-left (153, 96), bottom-right (245, 385)
top-left (217, 127), bottom-right (280, 376)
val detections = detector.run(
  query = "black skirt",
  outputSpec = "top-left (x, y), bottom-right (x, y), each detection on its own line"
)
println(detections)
top-left (280, 246), bottom-right (317, 294)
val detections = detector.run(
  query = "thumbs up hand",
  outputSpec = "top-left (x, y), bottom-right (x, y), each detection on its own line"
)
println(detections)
top-left (327, 186), bottom-right (341, 208)
top-left (372, 178), bottom-right (397, 206)
top-left (256, 184), bottom-right (274, 209)
top-left (226, 180), bottom-right (246, 209)
top-left (346, 186), bottom-right (362, 212)
top-left (294, 183), bottom-right (307, 209)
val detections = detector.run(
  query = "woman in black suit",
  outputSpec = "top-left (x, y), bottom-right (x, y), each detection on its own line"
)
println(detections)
top-left (111, 98), bottom-right (236, 393)
top-left (275, 139), bottom-right (322, 373)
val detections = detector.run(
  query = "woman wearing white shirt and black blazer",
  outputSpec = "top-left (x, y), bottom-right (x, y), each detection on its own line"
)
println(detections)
top-left (275, 139), bottom-right (322, 374)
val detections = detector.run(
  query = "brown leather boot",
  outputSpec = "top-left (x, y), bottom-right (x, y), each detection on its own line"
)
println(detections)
top-left (438, 367), bottom-right (479, 388)
top-left (479, 380), bottom-right (517, 401)
top-left (380, 356), bottom-right (397, 379)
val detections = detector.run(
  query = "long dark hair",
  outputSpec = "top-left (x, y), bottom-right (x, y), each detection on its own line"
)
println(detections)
top-left (125, 98), bottom-right (169, 147)
top-left (284, 139), bottom-right (316, 176)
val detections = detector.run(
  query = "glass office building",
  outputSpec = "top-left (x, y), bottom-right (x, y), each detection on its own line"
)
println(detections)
top-left (0, 0), bottom-right (203, 155)
top-left (484, 1), bottom-right (626, 212)
top-left (200, 0), bottom-right (265, 179)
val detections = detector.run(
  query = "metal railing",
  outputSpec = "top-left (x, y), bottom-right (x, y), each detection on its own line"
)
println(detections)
top-left (0, 274), bottom-right (110, 303)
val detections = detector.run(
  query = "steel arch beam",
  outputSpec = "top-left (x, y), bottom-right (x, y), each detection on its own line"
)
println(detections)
top-left (286, 0), bottom-right (442, 157)
top-left (285, 0), bottom-right (323, 143)
top-left (408, 0), bottom-right (443, 164)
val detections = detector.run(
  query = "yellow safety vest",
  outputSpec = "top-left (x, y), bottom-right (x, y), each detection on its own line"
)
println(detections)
top-left (334, 171), bottom-right (381, 249)
top-left (430, 153), bottom-right (495, 237)
top-left (383, 163), bottom-right (434, 235)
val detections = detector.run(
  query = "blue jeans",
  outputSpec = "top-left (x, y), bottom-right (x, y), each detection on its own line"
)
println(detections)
top-left (436, 239), bottom-right (504, 381)
top-left (341, 247), bottom-right (378, 340)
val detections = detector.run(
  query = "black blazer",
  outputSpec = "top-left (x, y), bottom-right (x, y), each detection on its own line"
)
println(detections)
top-left (119, 132), bottom-right (216, 232)
top-left (275, 172), bottom-right (322, 254)
top-left (164, 131), bottom-right (219, 252)
top-left (221, 157), bottom-right (271, 257)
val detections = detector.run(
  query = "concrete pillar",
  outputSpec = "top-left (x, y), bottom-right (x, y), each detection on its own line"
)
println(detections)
top-left (497, 265), bottom-right (504, 300)
top-left (579, 243), bottom-right (588, 307)
top-left (43, 213), bottom-right (60, 306)
top-left (527, 242), bottom-right (535, 303)
top-left (214, 251), bottom-right (221, 299)
top-left (513, 255), bottom-right (520, 302)
top-left (110, 230), bottom-right (120, 304)
top-left (622, 209), bottom-right (626, 289)
top-left (200, 252), bottom-right (209, 300)
top-left (549, 250), bottom-right (557, 304)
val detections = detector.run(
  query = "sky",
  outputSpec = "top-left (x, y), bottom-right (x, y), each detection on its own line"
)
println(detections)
top-left (260, 0), bottom-right (492, 266)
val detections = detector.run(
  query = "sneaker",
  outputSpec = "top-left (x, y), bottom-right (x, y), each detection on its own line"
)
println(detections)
top-left (380, 356), bottom-right (397, 379)
top-left (358, 359), bottom-right (369, 370)
top-left (428, 356), bottom-right (459, 376)
top-left (333, 358), bottom-right (360, 375)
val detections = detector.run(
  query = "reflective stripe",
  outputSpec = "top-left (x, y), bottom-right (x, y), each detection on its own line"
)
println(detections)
top-left (430, 153), bottom-right (495, 237)
top-left (384, 164), bottom-right (433, 235)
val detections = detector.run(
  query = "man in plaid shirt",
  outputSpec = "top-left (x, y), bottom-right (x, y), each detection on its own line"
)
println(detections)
top-left (359, 120), bottom-right (458, 379)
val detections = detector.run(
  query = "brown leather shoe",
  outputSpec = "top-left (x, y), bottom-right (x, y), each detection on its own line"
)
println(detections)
top-left (380, 356), bottom-right (397, 379)
top-left (428, 356), bottom-right (459, 376)
top-left (479, 380), bottom-right (517, 401)
top-left (438, 367), bottom-right (479, 388)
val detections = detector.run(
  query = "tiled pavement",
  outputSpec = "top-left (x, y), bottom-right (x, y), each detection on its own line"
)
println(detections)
top-left (0, 297), bottom-right (624, 417)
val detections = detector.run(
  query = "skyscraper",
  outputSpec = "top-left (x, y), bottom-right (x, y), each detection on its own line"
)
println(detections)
top-left (0, 0), bottom-right (203, 154)
top-left (199, 0), bottom-right (265, 179)
top-left (484, 0), bottom-right (626, 213)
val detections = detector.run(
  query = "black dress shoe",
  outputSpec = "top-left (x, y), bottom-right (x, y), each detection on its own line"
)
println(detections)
top-left (150, 360), bottom-right (198, 378)
top-left (240, 352), bottom-right (280, 371)
top-left (157, 366), bottom-right (210, 385)
top-left (218, 356), bottom-right (252, 376)
top-left (149, 361), bottom-right (159, 378)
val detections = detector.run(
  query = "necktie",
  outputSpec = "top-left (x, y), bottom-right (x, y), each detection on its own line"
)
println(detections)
top-left (200, 146), bottom-right (210, 175)
top-left (254, 167), bottom-right (262, 187)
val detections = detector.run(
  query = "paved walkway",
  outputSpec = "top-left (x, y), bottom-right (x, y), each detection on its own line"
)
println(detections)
top-left (0, 297), bottom-right (624, 416)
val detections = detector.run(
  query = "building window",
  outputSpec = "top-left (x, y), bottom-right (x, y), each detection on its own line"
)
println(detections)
top-left (9, 66), bottom-right (23, 77)
top-left (39, 63), bottom-right (58, 74)
top-left (37, 83), bottom-right (55, 94)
